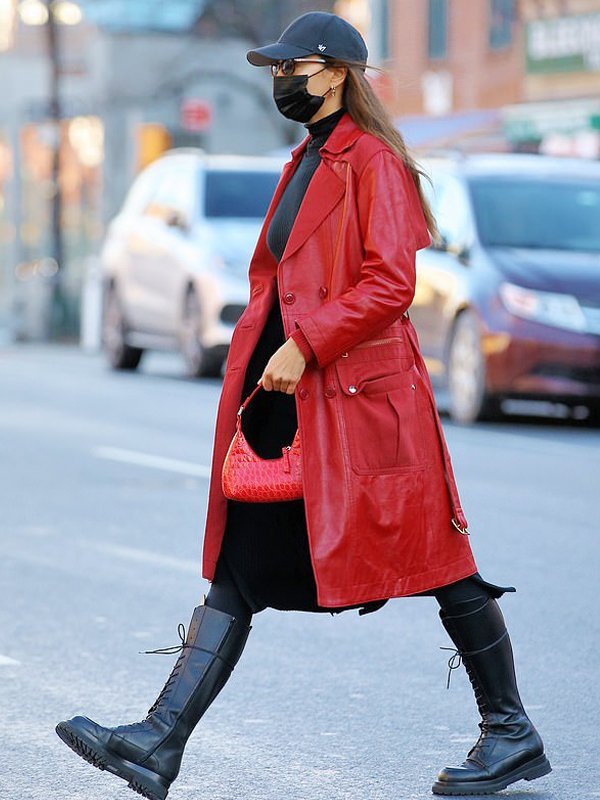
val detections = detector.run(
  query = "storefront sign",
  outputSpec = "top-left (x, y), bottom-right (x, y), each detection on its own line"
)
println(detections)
top-left (526, 12), bottom-right (600, 74)
top-left (503, 97), bottom-right (600, 141)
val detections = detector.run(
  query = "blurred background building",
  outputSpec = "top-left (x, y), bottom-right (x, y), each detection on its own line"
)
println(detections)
top-left (0, 0), bottom-right (599, 342)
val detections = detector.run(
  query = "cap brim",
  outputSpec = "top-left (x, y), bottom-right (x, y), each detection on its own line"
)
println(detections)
top-left (246, 42), bottom-right (316, 66)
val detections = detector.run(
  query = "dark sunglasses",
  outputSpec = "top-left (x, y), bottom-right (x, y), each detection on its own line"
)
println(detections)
top-left (270, 57), bottom-right (328, 77)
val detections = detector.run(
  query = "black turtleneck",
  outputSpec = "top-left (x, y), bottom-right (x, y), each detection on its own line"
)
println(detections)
top-left (304, 104), bottom-right (347, 143)
top-left (266, 106), bottom-right (346, 264)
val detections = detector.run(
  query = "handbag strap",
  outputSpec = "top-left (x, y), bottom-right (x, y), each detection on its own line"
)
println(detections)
top-left (237, 383), bottom-right (264, 417)
top-left (235, 383), bottom-right (300, 448)
top-left (236, 385), bottom-right (301, 451)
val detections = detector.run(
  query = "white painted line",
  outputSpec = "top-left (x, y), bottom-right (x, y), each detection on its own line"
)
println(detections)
top-left (0, 655), bottom-right (20, 666)
top-left (450, 426), bottom-right (599, 458)
top-left (90, 542), bottom-right (200, 575)
top-left (93, 446), bottom-right (211, 478)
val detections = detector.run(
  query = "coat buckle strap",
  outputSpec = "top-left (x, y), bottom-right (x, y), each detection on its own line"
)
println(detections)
top-left (451, 517), bottom-right (469, 535)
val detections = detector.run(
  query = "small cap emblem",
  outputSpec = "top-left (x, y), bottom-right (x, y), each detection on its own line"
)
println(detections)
top-left (318, 43), bottom-right (326, 51)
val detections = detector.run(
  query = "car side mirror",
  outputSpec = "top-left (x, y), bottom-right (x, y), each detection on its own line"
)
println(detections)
top-left (431, 232), bottom-right (449, 251)
top-left (165, 209), bottom-right (189, 232)
top-left (456, 243), bottom-right (471, 264)
top-left (432, 233), bottom-right (471, 264)
top-left (446, 240), bottom-right (471, 264)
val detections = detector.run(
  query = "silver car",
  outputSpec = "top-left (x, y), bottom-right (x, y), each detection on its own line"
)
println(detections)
top-left (101, 149), bottom-right (284, 376)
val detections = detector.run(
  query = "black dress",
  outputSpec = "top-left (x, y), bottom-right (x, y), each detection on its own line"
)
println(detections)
top-left (216, 107), bottom-right (515, 615)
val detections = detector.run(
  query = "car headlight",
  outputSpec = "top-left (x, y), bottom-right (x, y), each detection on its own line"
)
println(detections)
top-left (499, 282), bottom-right (586, 333)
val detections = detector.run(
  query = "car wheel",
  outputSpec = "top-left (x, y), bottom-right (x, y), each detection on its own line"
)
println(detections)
top-left (584, 401), bottom-right (600, 427)
top-left (180, 289), bottom-right (223, 378)
top-left (102, 287), bottom-right (144, 371)
top-left (447, 310), bottom-right (502, 424)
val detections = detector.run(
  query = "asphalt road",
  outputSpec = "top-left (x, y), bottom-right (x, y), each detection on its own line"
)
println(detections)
top-left (1, 343), bottom-right (597, 800)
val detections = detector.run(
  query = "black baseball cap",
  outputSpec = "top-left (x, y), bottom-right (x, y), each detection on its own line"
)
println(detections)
top-left (246, 11), bottom-right (368, 69)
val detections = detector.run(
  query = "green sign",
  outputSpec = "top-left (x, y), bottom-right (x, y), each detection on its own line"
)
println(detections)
top-left (502, 99), bottom-right (600, 143)
top-left (526, 12), bottom-right (600, 74)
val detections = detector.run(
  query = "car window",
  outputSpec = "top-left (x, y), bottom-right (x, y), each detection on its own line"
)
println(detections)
top-left (468, 176), bottom-right (600, 252)
top-left (203, 170), bottom-right (280, 219)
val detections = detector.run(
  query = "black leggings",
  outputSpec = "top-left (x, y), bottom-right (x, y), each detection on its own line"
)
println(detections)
top-left (431, 576), bottom-right (493, 616)
top-left (204, 558), bottom-right (254, 627)
top-left (205, 558), bottom-right (493, 625)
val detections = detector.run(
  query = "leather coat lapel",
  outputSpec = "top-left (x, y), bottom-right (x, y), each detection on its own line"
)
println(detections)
top-left (279, 112), bottom-right (362, 265)
top-left (248, 136), bottom-right (309, 277)
top-left (250, 111), bottom-right (363, 277)
top-left (279, 159), bottom-right (346, 265)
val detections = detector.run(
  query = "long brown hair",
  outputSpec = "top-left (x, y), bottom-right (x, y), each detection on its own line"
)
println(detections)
top-left (325, 57), bottom-right (440, 245)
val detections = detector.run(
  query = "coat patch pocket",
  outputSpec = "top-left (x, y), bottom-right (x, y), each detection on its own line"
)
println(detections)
top-left (339, 334), bottom-right (415, 366)
top-left (335, 361), bottom-right (430, 474)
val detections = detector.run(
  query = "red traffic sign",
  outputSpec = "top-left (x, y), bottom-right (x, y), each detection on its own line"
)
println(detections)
top-left (181, 100), bottom-right (212, 132)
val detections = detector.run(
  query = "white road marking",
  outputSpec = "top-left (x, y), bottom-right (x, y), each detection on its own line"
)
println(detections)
top-left (93, 446), bottom-right (211, 478)
top-left (0, 655), bottom-right (20, 666)
top-left (90, 542), bottom-right (200, 575)
top-left (451, 425), bottom-right (599, 458)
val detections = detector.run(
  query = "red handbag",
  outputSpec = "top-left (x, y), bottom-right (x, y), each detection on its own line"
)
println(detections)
top-left (221, 384), bottom-right (302, 502)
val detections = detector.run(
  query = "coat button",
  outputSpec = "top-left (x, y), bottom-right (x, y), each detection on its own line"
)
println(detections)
top-left (348, 384), bottom-right (358, 394)
top-left (298, 387), bottom-right (309, 400)
top-left (319, 285), bottom-right (328, 298)
top-left (324, 386), bottom-right (336, 398)
top-left (411, 384), bottom-right (416, 390)
top-left (283, 291), bottom-right (295, 304)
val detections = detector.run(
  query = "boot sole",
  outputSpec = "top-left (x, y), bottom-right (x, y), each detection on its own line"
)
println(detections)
top-left (431, 752), bottom-right (552, 795)
top-left (55, 720), bottom-right (171, 800)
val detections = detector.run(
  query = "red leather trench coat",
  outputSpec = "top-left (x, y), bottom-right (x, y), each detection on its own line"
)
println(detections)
top-left (201, 111), bottom-right (478, 607)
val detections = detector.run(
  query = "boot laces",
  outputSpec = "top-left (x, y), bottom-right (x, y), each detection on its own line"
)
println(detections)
top-left (463, 720), bottom-right (492, 765)
top-left (136, 619), bottom-right (236, 717)
top-left (138, 622), bottom-right (191, 717)
top-left (439, 646), bottom-right (463, 690)
top-left (440, 628), bottom-right (512, 766)
top-left (439, 628), bottom-right (508, 691)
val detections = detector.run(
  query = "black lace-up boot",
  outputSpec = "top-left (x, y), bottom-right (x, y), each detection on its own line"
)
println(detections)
top-left (432, 595), bottom-right (551, 795)
top-left (56, 602), bottom-right (252, 800)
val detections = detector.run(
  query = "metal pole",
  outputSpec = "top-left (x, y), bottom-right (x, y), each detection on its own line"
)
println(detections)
top-left (45, 0), bottom-right (66, 338)
top-left (5, 118), bottom-right (23, 342)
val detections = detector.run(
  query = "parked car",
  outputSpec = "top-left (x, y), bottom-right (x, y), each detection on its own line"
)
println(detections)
top-left (412, 152), bottom-right (600, 423)
top-left (100, 149), bottom-right (284, 377)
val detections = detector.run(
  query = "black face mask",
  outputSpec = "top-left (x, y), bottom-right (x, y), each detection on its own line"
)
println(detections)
top-left (272, 67), bottom-right (330, 123)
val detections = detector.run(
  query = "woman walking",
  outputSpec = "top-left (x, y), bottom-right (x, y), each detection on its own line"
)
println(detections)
top-left (56, 11), bottom-right (551, 799)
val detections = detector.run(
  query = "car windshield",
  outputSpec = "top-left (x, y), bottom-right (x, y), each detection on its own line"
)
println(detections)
top-left (468, 176), bottom-right (600, 253)
top-left (204, 170), bottom-right (280, 219)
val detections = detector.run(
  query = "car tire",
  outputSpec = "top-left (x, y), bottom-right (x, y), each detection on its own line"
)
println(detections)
top-left (447, 310), bottom-right (503, 424)
top-left (180, 289), bottom-right (223, 379)
top-left (102, 286), bottom-right (144, 371)
top-left (584, 401), bottom-right (600, 427)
